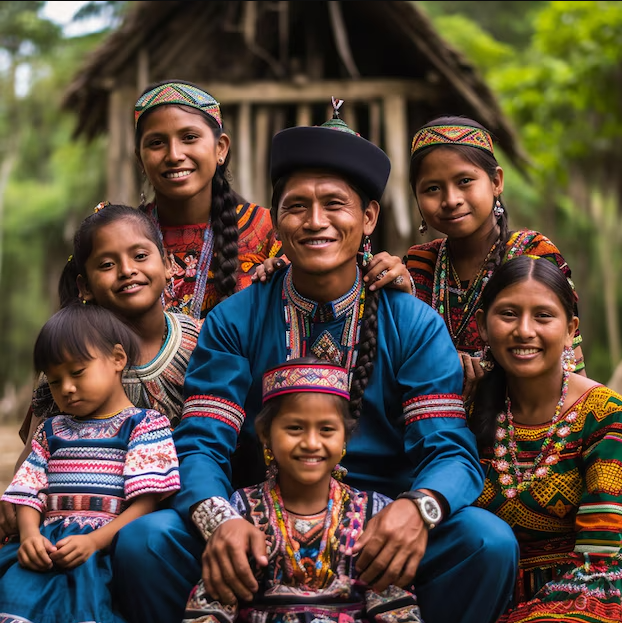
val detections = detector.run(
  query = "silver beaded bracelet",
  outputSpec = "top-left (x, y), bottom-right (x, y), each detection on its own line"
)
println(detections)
top-left (192, 496), bottom-right (242, 541)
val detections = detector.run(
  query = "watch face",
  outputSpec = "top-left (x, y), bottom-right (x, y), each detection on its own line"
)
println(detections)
top-left (421, 498), bottom-right (441, 522)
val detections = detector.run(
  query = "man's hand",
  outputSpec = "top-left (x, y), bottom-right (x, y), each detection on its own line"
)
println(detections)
top-left (351, 498), bottom-right (428, 591)
top-left (201, 518), bottom-right (268, 605)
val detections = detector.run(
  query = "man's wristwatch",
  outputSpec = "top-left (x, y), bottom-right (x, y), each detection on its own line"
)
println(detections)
top-left (397, 490), bottom-right (443, 529)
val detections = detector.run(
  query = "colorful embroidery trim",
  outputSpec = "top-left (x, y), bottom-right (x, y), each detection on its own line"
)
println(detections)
top-left (262, 362), bottom-right (350, 404)
top-left (135, 82), bottom-right (222, 128)
top-left (411, 124), bottom-right (494, 156)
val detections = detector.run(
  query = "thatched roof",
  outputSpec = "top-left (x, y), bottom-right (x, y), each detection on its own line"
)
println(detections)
top-left (62, 0), bottom-right (527, 169)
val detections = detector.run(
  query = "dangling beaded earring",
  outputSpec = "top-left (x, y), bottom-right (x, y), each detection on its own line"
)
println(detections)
top-left (331, 445), bottom-right (348, 481)
top-left (493, 197), bottom-right (504, 218)
top-left (418, 218), bottom-right (428, 235)
top-left (479, 345), bottom-right (495, 371)
top-left (263, 444), bottom-right (278, 479)
top-left (362, 235), bottom-right (373, 267)
top-left (166, 276), bottom-right (176, 300)
top-left (561, 346), bottom-right (576, 373)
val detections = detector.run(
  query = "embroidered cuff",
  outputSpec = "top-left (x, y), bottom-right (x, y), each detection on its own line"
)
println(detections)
top-left (192, 496), bottom-right (241, 541)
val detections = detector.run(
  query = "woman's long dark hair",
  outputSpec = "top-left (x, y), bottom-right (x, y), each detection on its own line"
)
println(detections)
top-left (469, 256), bottom-right (577, 450)
top-left (271, 178), bottom-right (379, 421)
top-left (135, 79), bottom-right (244, 300)
top-left (410, 116), bottom-right (510, 274)
top-left (58, 204), bottom-right (165, 309)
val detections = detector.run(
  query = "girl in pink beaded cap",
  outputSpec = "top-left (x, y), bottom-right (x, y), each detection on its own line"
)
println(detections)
top-left (183, 357), bottom-right (423, 623)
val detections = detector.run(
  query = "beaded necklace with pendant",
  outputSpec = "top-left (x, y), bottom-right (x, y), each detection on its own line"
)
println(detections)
top-left (269, 478), bottom-right (346, 588)
top-left (492, 367), bottom-right (573, 499)
top-left (431, 238), bottom-right (499, 344)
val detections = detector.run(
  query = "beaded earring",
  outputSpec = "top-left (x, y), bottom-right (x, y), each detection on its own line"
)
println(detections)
top-left (361, 235), bottom-right (373, 267)
top-left (493, 197), bottom-right (504, 218)
top-left (479, 345), bottom-right (495, 372)
top-left (263, 444), bottom-right (278, 479)
top-left (418, 218), bottom-right (428, 235)
top-left (562, 346), bottom-right (576, 373)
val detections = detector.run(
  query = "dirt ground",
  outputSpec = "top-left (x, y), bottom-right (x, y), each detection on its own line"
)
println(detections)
top-left (0, 421), bottom-right (23, 493)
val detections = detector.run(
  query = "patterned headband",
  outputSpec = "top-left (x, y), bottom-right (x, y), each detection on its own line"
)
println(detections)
top-left (411, 124), bottom-right (494, 156)
top-left (262, 362), bottom-right (350, 404)
top-left (135, 83), bottom-right (222, 128)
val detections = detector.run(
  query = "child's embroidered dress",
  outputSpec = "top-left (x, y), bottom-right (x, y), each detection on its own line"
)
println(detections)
top-left (0, 407), bottom-right (180, 623)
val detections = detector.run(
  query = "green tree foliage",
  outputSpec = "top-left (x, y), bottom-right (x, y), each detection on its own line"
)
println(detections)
top-left (0, 3), bottom-right (109, 408)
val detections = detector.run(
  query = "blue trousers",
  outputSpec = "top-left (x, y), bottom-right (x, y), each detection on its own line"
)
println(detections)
top-left (111, 505), bottom-right (518, 623)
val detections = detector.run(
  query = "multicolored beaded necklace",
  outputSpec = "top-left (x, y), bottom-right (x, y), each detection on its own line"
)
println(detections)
top-left (492, 367), bottom-right (572, 499)
top-left (431, 238), bottom-right (499, 345)
top-left (147, 204), bottom-right (214, 319)
top-left (282, 266), bottom-right (365, 380)
top-left (268, 478), bottom-right (347, 588)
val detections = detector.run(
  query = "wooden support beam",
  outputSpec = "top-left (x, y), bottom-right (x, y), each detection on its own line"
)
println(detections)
top-left (204, 79), bottom-right (435, 105)
top-left (107, 87), bottom-right (138, 205)
top-left (236, 102), bottom-right (252, 201)
top-left (254, 106), bottom-right (270, 208)
top-left (383, 95), bottom-right (412, 239)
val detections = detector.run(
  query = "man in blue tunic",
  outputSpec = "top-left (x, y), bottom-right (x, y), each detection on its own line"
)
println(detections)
top-left (112, 102), bottom-right (518, 623)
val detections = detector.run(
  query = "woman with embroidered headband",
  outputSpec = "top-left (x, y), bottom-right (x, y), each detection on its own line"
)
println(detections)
top-left (470, 255), bottom-right (622, 623)
top-left (401, 116), bottom-right (585, 401)
top-left (183, 357), bottom-right (423, 623)
top-left (112, 100), bottom-right (518, 623)
top-left (135, 80), bottom-right (282, 320)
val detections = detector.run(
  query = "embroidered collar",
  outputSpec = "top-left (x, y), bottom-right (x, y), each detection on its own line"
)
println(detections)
top-left (283, 266), bottom-right (362, 322)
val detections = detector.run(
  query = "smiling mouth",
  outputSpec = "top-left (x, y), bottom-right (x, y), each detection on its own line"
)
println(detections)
top-left (118, 283), bottom-right (146, 293)
top-left (443, 213), bottom-right (470, 221)
top-left (296, 457), bottom-right (325, 463)
top-left (300, 238), bottom-right (335, 246)
top-left (510, 348), bottom-right (541, 355)
top-left (164, 170), bottom-right (193, 179)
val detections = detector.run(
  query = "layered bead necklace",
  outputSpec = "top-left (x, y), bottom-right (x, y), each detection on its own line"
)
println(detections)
top-left (431, 238), bottom-right (499, 345)
top-left (269, 478), bottom-right (347, 589)
top-left (492, 367), bottom-right (572, 499)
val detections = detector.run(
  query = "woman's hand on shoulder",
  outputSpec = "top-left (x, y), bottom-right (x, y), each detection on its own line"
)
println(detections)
top-left (201, 517), bottom-right (268, 605)
top-left (363, 252), bottom-right (413, 294)
top-left (460, 352), bottom-right (485, 403)
top-left (251, 257), bottom-right (289, 284)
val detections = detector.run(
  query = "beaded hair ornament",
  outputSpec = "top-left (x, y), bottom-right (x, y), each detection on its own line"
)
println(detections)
top-left (134, 82), bottom-right (222, 129)
top-left (411, 124), bottom-right (494, 156)
top-left (262, 361), bottom-right (350, 405)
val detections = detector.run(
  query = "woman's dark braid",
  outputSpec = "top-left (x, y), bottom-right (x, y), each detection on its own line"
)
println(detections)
top-left (211, 166), bottom-right (240, 299)
top-left (483, 200), bottom-right (511, 276)
top-left (349, 281), bottom-right (380, 421)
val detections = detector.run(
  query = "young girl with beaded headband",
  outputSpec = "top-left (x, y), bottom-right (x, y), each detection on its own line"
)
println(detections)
top-left (400, 117), bottom-right (585, 400)
top-left (134, 80), bottom-right (282, 319)
top-left (470, 255), bottom-right (622, 623)
top-left (0, 303), bottom-right (180, 623)
top-left (183, 357), bottom-right (423, 623)
top-left (3, 202), bottom-right (201, 543)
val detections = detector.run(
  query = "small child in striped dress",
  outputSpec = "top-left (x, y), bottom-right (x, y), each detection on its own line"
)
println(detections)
top-left (0, 303), bottom-right (180, 623)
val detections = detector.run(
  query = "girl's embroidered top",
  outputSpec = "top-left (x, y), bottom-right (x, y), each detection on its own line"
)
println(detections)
top-left (135, 82), bottom-right (222, 128)
top-left (144, 201), bottom-right (281, 319)
top-left (3, 407), bottom-right (180, 525)
top-left (411, 124), bottom-right (494, 156)
top-left (474, 385), bottom-right (622, 622)
top-left (405, 229), bottom-right (583, 359)
top-left (183, 479), bottom-right (424, 623)
top-left (262, 361), bottom-right (350, 404)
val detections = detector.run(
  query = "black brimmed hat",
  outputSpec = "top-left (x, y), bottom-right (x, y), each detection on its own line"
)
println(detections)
top-left (270, 98), bottom-right (391, 201)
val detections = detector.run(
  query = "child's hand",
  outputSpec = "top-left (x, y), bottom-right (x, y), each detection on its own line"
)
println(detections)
top-left (18, 534), bottom-right (56, 571)
top-left (251, 257), bottom-right (288, 283)
top-left (50, 533), bottom-right (98, 569)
